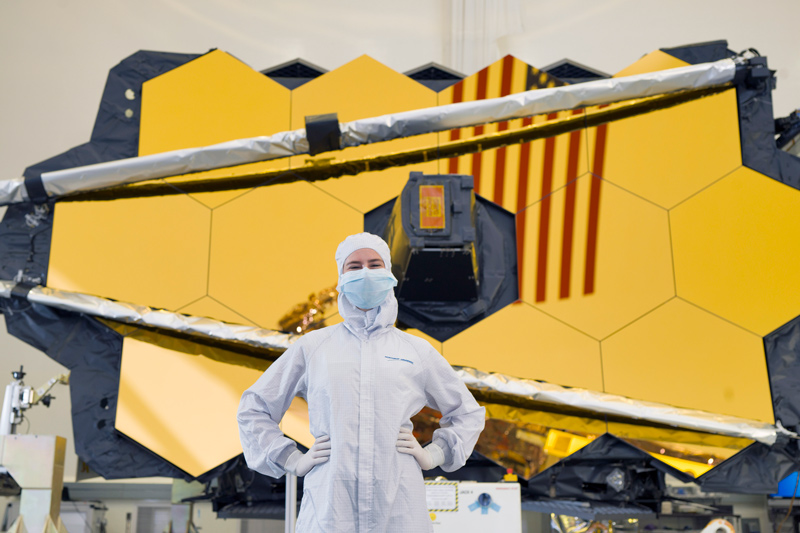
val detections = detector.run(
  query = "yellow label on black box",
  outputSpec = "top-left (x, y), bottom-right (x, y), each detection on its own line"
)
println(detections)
top-left (420, 185), bottom-right (445, 229)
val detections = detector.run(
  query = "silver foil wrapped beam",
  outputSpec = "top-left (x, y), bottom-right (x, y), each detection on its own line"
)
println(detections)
top-left (0, 281), bottom-right (297, 354)
top-left (2, 279), bottom-right (788, 446)
top-left (0, 58), bottom-right (737, 205)
top-left (62, 85), bottom-right (730, 202)
top-left (456, 367), bottom-right (791, 446)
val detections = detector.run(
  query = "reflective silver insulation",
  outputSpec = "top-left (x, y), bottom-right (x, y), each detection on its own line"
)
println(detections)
top-left (456, 367), bottom-right (789, 446)
top-left (0, 178), bottom-right (27, 205)
top-left (338, 58), bottom-right (736, 145)
top-left (1, 279), bottom-right (790, 446)
top-left (0, 281), bottom-right (297, 352)
top-left (1, 58), bottom-right (737, 205)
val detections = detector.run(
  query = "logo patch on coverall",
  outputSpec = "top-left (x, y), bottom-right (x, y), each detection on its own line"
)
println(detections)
top-left (385, 356), bottom-right (414, 365)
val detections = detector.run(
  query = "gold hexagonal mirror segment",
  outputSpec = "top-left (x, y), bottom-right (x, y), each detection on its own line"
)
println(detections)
top-left (48, 195), bottom-right (211, 311)
top-left (208, 182), bottom-right (362, 329)
top-left (614, 50), bottom-right (689, 77)
top-left (139, 49), bottom-right (292, 209)
top-left (443, 303), bottom-right (603, 391)
top-left (523, 174), bottom-right (674, 340)
top-left (601, 298), bottom-right (773, 423)
top-left (601, 88), bottom-right (741, 209)
top-left (115, 332), bottom-right (268, 477)
top-left (437, 56), bottom-right (573, 213)
top-left (671, 167), bottom-right (800, 336)
top-left (291, 55), bottom-right (438, 213)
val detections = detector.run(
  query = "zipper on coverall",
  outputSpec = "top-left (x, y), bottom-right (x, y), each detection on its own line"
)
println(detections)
top-left (357, 337), bottom-right (375, 532)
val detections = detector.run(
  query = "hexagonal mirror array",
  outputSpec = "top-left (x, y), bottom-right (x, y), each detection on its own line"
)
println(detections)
top-left (38, 47), bottom-right (800, 478)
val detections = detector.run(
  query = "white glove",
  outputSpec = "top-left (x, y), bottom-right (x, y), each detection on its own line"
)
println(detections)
top-left (396, 428), bottom-right (445, 470)
top-left (284, 435), bottom-right (331, 476)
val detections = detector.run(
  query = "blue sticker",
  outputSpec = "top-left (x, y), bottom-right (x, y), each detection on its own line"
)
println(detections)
top-left (468, 493), bottom-right (501, 515)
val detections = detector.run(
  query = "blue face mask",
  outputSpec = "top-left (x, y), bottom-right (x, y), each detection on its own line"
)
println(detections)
top-left (339, 268), bottom-right (398, 310)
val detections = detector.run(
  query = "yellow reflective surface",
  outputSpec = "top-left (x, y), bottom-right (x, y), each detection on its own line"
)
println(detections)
top-left (525, 174), bottom-right (674, 339)
top-left (177, 296), bottom-right (258, 327)
top-left (139, 50), bottom-right (291, 209)
top-left (290, 55), bottom-right (438, 213)
top-left (48, 195), bottom-right (211, 311)
top-left (278, 285), bottom-right (339, 334)
top-left (602, 298), bottom-right (773, 422)
top-left (605, 421), bottom-right (754, 451)
top-left (114, 325), bottom-right (271, 371)
top-left (115, 335), bottom-right (264, 477)
top-left (481, 403), bottom-right (607, 435)
top-left (319, 312), bottom-right (344, 327)
top-left (544, 429), bottom-right (592, 458)
top-left (614, 50), bottom-right (689, 77)
top-left (45, 49), bottom-right (789, 454)
top-left (481, 402), bottom-right (754, 452)
top-left (208, 182), bottom-right (362, 329)
top-left (443, 303), bottom-right (602, 390)
top-left (437, 56), bottom-right (573, 210)
top-left (621, 436), bottom-right (745, 478)
top-left (602, 89), bottom-right (741, 208)
top-left (139, 50), bottom-right (289, 154)
top-left (649, 453), bottom-right (712, 477)
top-left (672, 167), bottom-right (800, 336)
top-left (414, 401), bottom-right (752, 480)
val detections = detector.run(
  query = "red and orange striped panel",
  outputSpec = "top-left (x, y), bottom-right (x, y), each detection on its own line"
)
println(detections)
top-left (437, 56), bottom-right (613, 305)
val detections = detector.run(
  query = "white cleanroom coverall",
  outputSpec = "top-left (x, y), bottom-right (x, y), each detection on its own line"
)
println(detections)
top-left (237, 290), bottom-right (486, 532)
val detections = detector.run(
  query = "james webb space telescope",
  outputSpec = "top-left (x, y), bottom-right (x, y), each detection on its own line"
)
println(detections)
top-left (367, 171), bottom-right (518, 341)
top-left (4, 43), bottom-right (800, 511)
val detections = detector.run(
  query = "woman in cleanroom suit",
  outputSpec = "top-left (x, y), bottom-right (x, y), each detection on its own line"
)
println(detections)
top-left (238, 232), bottom-right (485, 533)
